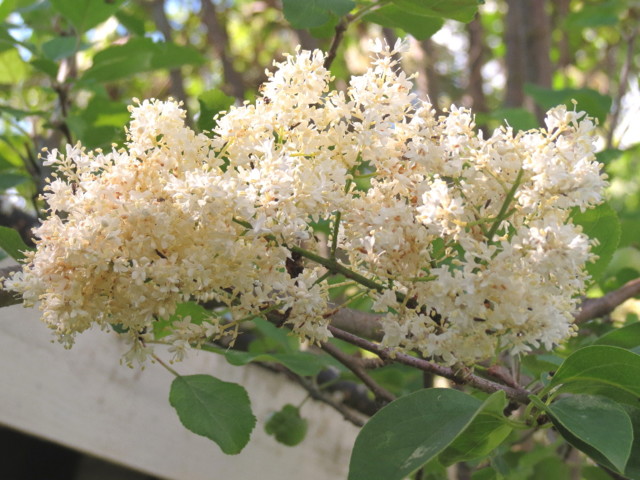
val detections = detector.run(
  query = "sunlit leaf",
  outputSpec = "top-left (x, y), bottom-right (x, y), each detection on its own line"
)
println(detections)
top-left (390, 0), bottom-right (481, 23)
top-left (549, 346), bottom-right (640, 398)
top-left (282, 0), bottom-right (355, 29)
top-left (50, 0), bottom-right (126, 33)
top-left (0, 48), bottom-right (29, 84)
top-left (439, 391), bottom-right (512, 465)
top-left (365, 6), bottom-right (444, 40)
top-left (83, 37), bottom-right (204, 82)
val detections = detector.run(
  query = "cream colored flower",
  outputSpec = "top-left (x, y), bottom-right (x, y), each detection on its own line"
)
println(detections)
top-left (4, 42), bottom-right (606, 365)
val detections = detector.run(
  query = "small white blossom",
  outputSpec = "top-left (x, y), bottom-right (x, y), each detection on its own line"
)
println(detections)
top-left (3, 41), bottom-right (606, 366)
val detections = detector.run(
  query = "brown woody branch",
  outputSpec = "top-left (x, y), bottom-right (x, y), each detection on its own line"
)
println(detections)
top-left (320, 341), bottom-right (395, 404)
top-left (574, 277), bottom-right (640, 324)
top-left (328, 325), bottom-right (532, 404)
top-left (323, 17), bottom-right (348, 70)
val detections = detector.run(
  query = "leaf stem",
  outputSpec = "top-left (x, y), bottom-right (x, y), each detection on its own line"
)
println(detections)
top-left (330, 210), bottom-right (341, 259)
top-left (486, 168), bottom-right (524, 241)
top-left (288, 244), bottom-right (386, 293)
top-left (152, 352), bottom-right (181, 377)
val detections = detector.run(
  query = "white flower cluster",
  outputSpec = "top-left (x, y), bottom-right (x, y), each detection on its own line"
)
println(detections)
top-left (5, 40), bottom-right (606, 365)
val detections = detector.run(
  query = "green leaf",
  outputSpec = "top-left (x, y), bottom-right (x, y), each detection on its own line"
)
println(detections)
top-left (153, 301), bottom-right (211, 339)
top-left (50, 0), bottom-right (125, 33)
top-left (390, 0), bottom-right (481, 23)
top-left (30, 57), bottom-right (58, 77)
top-left (471, 467), bottom-right (503, 480)
top-left (169, 374), bottom-right (256, 455)
top-left (265, 404), bottom-right (308, 446)
top-left (66, 97), bottom-right (129, 149)
top-left (490, 108), bottom-right (539, 131)
top-left (439, 391), bottom-right (512, 465)
top-left (0, 226), bottom-right (31, 261)
top-left (83, 37), bottom-right (204, 83)
top-left (197, 89), bottom-right (235, 132)
top-left (524, 84), bottom-right (612, 124)
top-left (572, 202), bottom-right (621, 281)
top-left (223, 349), bottom-right (332, 377)
top-left (621, 405), bottom-right (640, 478)
top-left (364, 6), bottom-right (444, 40)
top-left (0, 48), bottom-right (29, 84)
top-left (529, 457), bottom-right (570, 479)
top-left (548, 346), bottom-right (640, 398)
top-left (547, 395), bottom-right (633, 473)
top-left (0, 172), bottom-right (30, 190)
top-left (521, 353), bottom-right (563, 380)
top-left (115, 10), bottom-right (146, 36)
top-left (41, 36), bottom-right (80, 61)
top-left (249, 316), bottom-right (299, 353)
top-left (348, 388), bottom-right (486, 480)
top-left (0, 0), bottom-right (37, 22)
top-left (594, 322), bottom-right (640, 350)
top-left (582, 466), bottom-right (617, 480)
top-left (0, 105), bottom-right (46, 119)
top-left (564, 2), bottom-right (620, 29)
top-left (281, 0), bottom-right (355, 29)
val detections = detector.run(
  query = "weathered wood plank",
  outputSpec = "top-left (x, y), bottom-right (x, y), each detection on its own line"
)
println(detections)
top-left (0, 298), bottom-right (358, 479)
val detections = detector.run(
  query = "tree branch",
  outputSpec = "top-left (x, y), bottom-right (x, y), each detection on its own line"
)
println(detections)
top-left (321, 341), bottom-right (395, 404)
top-left (324, 18), bottom-right (348, 70)
top-left (574, 277), bottom-right (640, 324)
top-left (261, 362), bottom-right (367, 427)
top-left (327, 325), bottom-right (532, 404)
top-left (200, 0), bottom-right (246, 99)
top-left (327, 304), bottom-right (383, 341)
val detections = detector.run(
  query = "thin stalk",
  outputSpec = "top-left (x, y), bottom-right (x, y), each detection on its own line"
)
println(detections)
top-left (486, 168), bottom-right (523, 241)
top-left (288, 244), bottom-right (385, 292)
top-left (152, 352), bottom-right (181, 377)
top-left (330, 210), bottom-right (341, 259)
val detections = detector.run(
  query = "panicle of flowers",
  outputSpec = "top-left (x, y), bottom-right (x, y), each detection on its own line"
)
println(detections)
top-left (4, 39), bottom-right (606, 365)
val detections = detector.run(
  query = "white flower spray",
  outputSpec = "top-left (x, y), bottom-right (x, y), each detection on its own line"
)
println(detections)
top-left (4, 41), bottom-right (606, 365)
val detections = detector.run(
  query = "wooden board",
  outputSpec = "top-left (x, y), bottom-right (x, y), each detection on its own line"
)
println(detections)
top-left (0, 293), bottom-right (359, 479)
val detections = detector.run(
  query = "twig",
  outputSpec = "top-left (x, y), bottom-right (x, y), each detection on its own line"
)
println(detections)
top-left (574, 277), bottom-right (640, 324)
top-left (327, 325), bottom-right (532, 404)
top-left (151, 352), bottom-right (181, 377)
top-left (323, 0), bottom-right (391, 70)
top-left (321, 341), bottom-right (395, 404)
top-left (262, 362), bottom-right (366, 427)
top-left (324, 18), bottom-right (348, 69)
top-left (297, 376), bottom-right (367, 428)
